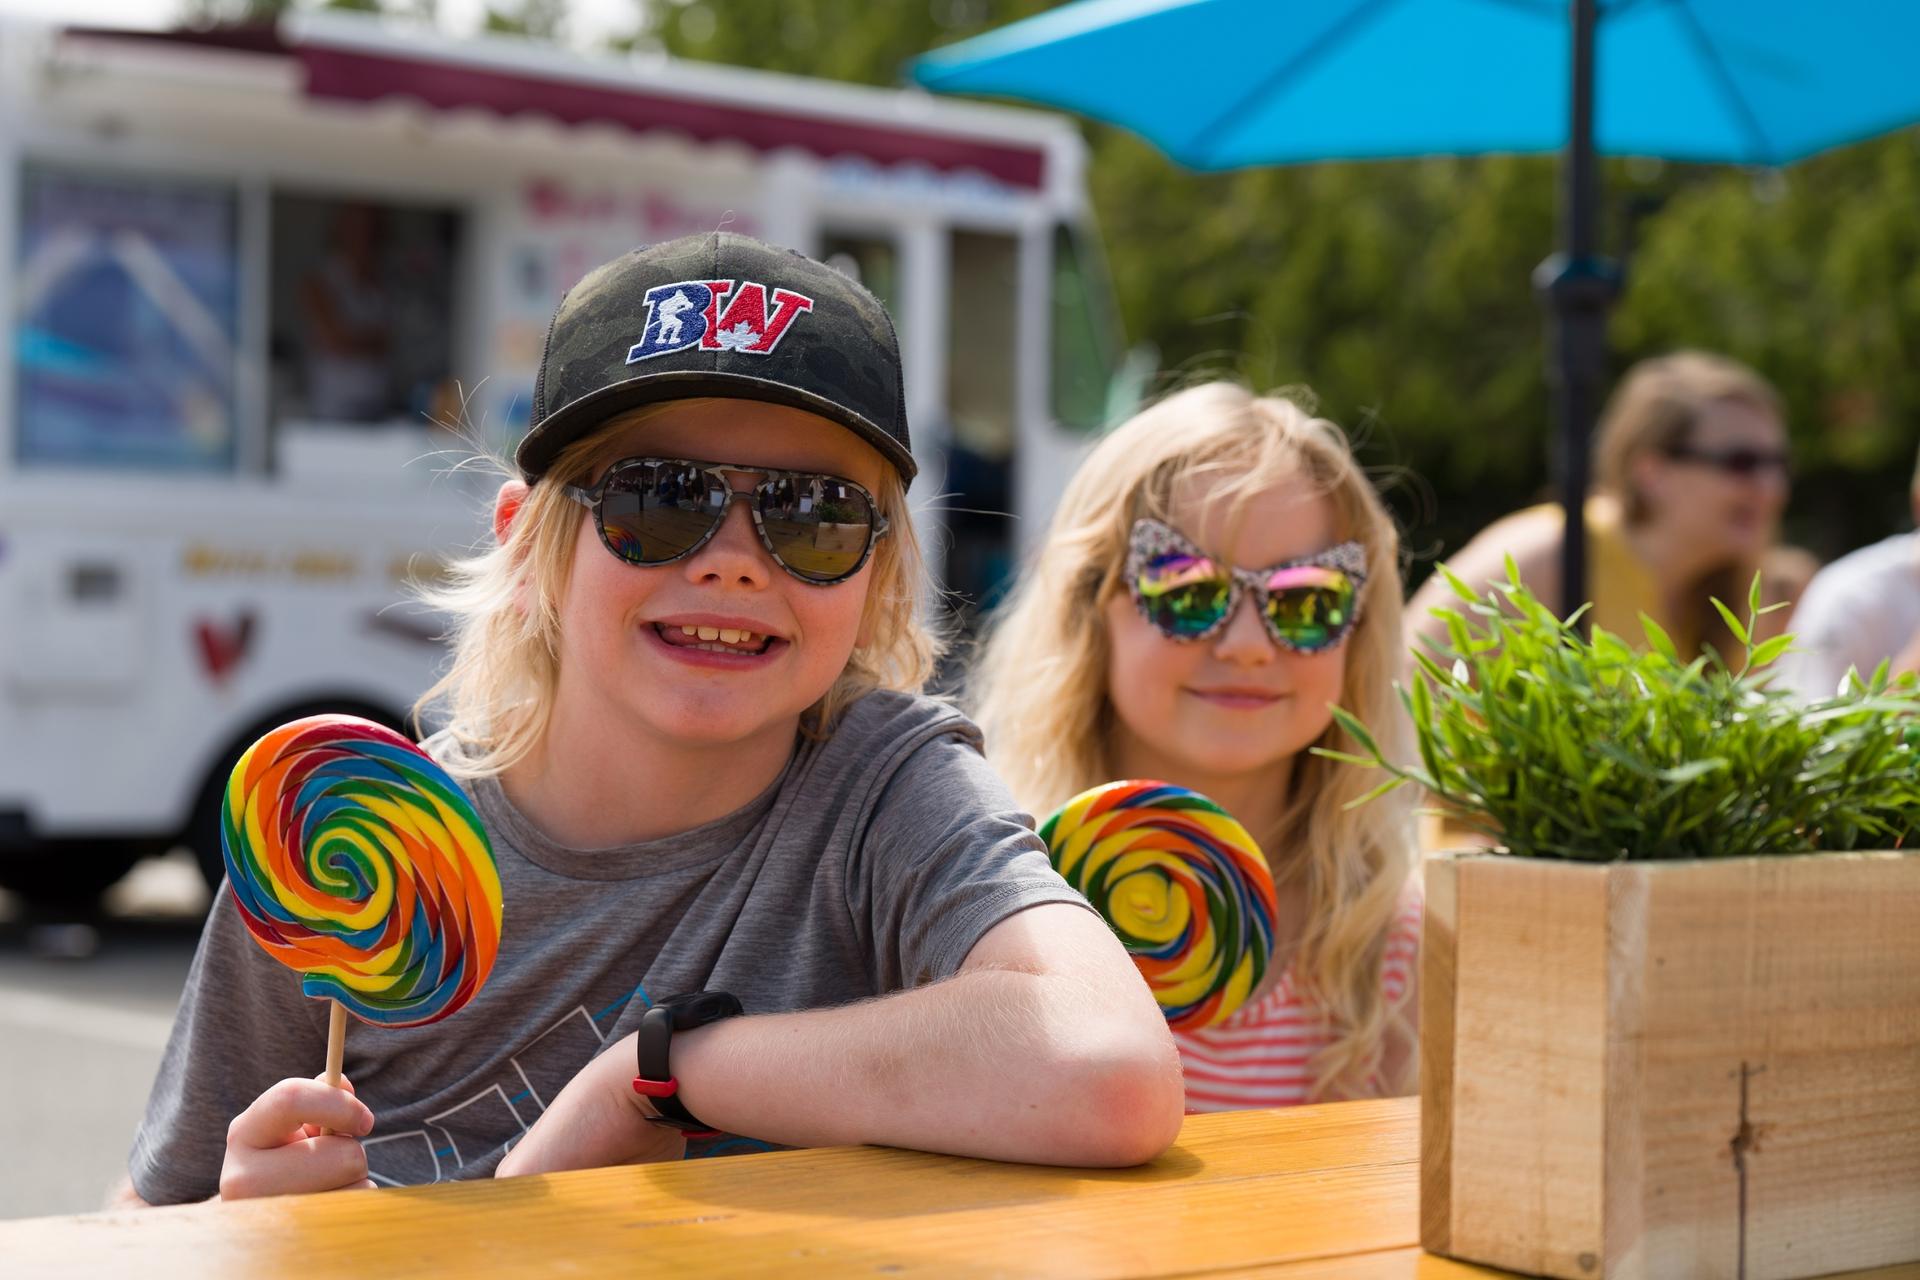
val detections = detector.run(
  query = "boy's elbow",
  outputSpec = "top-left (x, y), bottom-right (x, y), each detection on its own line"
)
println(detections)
top-left (1051, 1027), bottom-right (1186, 1166)
top-left (105, 1175), bottom-right (155, 1210)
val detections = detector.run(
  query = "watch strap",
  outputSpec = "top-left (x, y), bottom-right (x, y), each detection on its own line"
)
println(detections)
top-left (633, 993), bottom-right (743, 1135)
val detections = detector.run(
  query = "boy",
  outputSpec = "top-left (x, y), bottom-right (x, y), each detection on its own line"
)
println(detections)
top-left (118, 233), bottom-right (1180, 1204)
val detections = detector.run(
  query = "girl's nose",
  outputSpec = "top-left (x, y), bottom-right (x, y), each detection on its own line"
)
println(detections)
top-left (1211, 594), bottom-right (1275, 664)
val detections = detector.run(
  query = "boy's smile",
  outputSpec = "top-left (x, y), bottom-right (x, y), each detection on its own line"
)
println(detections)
top-left (648, 613), bottom-right (785, 663)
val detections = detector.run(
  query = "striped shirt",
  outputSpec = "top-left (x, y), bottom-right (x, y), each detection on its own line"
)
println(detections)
top-left (1174, 885), bottom-right (1423, 1111)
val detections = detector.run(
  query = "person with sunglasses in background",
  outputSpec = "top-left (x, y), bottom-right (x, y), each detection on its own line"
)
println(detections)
top-left (971, 382), bottom-right (1422, 1110)
top-left (117, 233), bottom-right (1182, 1209)
top-left (1407, 351), bottom-right (1815, 674)
top-left (1774, 441), bottom-right (1920, 701)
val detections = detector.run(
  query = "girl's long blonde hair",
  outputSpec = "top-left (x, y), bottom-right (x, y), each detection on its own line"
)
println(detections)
top-left (416, 402), bottom-right (942, 778)
top-left (971, 381), bottom-right (1416, 1099)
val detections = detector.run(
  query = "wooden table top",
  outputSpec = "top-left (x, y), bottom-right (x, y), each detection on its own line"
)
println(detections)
top-left (3, 1098), bottom-right (1914, 1279)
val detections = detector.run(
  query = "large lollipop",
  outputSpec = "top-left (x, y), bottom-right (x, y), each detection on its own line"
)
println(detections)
top-left (221, 715), bottom-right (503, 1094)
top-left (1040, 781), bottom-right (1276, 1032)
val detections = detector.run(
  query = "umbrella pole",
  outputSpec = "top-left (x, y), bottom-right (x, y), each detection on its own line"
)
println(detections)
top-left (1537, 0), bottom-right (1617, 620)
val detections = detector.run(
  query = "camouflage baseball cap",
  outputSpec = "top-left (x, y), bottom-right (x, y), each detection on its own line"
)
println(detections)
top-left (516, 231), bottom-right (915, 483)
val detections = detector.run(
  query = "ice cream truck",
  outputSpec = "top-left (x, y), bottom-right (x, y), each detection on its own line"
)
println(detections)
top-left (0, 12), bottom-right (1137, 906)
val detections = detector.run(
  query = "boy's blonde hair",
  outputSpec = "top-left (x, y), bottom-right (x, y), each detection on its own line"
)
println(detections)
top-left (417, 402), bottom-right (941, 778)
top-left (970, 381), bottom-right (1416, 1099)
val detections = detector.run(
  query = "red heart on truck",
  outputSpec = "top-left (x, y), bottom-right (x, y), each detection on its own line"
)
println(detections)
top-left (195, 612), bottom-right (256, 683)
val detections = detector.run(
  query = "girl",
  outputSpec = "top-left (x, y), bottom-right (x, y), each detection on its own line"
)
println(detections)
top-left (121, 233), bottom-right (1181, 1207)
top-left (972, 381), bottom-right (1421, 1108)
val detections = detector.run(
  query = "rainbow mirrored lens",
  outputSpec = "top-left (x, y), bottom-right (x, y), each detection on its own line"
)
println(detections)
top-left (1136, 554), bottom-right (1232, 637)
top-left (1262, 565), bottom-right (1356, 651)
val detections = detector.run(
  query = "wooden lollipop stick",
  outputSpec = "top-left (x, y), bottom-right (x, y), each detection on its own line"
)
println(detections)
top-left (324, 999), bottom-right (347, 1087)
top-left (318, 999), bottom-right (349, 1136)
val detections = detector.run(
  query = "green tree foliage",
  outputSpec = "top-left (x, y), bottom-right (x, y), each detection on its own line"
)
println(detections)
top-left (640, 3), bottom-right (1920, 570)
top-left (174, 0), bottom-right (1910, 570)
top-left (634, 0), bottom-right (1058, 86)
top-left (184, 0), bottom-right (423, 21)
top-left (485, 0), bottom-right (566, 38)
top-left (1616, 138), bottom-right (1920, 551)
top-left (184, 0), bottom-right (297, 19)
top-left (640, 1), bottom-right (1920, 572)
top-left (1087, 143), bottom-right (1567, 553)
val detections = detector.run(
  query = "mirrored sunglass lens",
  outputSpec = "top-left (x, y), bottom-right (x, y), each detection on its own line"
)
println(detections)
top-left (1262, 566), bottom-right (1356, 649)
top-left (756, 477), bottom-right (875, 582)
top-left (1137, 555), bottom-right (1230, 637)
top-left (599, 463), bottom-right (721, 564)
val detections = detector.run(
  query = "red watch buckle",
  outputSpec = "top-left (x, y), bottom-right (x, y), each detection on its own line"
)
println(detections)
top-left (632, 1075), bottom-right (679, 1099)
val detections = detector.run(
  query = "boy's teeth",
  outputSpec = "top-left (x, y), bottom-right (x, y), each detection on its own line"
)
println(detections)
top-left (663, 623), bottom-right (765, 651)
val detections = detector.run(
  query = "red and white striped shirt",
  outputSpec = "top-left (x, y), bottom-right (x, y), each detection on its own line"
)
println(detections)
top-left (1174, 885), bottom-right (1423, 1111)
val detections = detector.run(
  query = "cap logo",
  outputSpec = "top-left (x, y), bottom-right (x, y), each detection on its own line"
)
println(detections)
top-left (626, 279), bottom-right (816, 364)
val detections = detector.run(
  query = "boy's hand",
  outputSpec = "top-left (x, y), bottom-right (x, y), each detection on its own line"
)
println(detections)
top-left (218, 1074), bottom-right (376, 1200)
top-left (496, 1033), bottom-right (685, 1177)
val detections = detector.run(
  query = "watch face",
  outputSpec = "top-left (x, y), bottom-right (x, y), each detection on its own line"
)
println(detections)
top-left (664, 990), bottom-right (743, 1028)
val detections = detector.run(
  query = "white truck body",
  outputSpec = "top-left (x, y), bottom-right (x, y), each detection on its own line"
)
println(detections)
top-left (0, 14), bottom-right (1127, 895)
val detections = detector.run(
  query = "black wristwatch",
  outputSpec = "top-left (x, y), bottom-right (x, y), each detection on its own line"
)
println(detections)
top-left (632, 991), bottom-right (743, 1136)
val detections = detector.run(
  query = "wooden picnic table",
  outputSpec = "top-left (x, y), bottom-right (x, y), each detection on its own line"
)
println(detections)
top-left (2, 1098), bottom-right (1913, 1278)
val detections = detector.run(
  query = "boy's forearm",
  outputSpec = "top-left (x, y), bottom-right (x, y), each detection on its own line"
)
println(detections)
top-left (661, 967), bottom-right (1182, 1167)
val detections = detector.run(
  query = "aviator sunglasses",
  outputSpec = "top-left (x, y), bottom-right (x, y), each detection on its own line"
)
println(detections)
top-left (564, 456), bottom-right (889, 586)
top-left (1125, 517), bottom-right (1368, 653)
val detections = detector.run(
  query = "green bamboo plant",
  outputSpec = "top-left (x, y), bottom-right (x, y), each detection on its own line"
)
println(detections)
top-left (1320, 559), bottom-right (1920, 861)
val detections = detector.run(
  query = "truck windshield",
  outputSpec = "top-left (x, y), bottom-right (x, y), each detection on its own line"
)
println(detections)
top-left (14, 164), bottom-right (240, 472)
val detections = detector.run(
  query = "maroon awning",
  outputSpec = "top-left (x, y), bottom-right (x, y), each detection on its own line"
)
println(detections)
top-left (63, 25), bottom-right (1048, 191)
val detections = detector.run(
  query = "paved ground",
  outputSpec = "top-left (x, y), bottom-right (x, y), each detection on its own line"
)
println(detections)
top-left (0, 851), bottom-right (208, 1221)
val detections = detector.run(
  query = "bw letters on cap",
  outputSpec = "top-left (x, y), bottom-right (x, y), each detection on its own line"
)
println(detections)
top-left (517, 232), bottom-right (915, 484)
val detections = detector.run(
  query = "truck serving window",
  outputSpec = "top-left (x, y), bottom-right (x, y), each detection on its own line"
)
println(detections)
top-left (269, 194), bottom-right (463, 434)
top-left (14, 165), bottom-right (240, 472)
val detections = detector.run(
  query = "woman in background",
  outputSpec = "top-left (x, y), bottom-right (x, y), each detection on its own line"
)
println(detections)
top-left (1406, 351), bottom-right (1813, 667)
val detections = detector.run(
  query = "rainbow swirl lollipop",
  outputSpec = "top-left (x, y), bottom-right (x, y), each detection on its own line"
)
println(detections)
top-left (220, 715), bottom-right (503, 1029)
top-left (1040, 781), bottom-right (1276, 1032)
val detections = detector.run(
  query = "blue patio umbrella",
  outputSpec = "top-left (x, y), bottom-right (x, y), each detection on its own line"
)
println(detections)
top-left (914, 0), bottom-right (1920, 609)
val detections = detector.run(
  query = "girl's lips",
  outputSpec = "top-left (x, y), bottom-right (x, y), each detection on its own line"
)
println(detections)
top-left (1186, 687), bottom-right (1288, 709)
top-left (642, 623), bottom-right (787, 670)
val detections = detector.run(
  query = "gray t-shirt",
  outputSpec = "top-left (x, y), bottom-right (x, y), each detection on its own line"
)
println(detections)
top-left (130, 690), bottom-right (1086, 1203)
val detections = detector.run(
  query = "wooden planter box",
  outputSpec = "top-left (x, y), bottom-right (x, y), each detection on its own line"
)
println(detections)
top-left (1421, 850), bottom-right (1920, 1280)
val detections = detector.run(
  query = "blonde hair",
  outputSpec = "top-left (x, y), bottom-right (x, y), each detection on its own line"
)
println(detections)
top-left (970, 381), bottom-right (1417, 1099)
top-left (416, 402), bottom-right (941, 778)
top-left (1594, 351), bottom-right (1786, 656)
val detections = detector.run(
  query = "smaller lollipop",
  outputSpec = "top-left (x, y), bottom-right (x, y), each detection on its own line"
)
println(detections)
top-left (221, 715), bottom-right (504, 1103)
top-left (1039, 780), bottom-right (1276, 1032)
